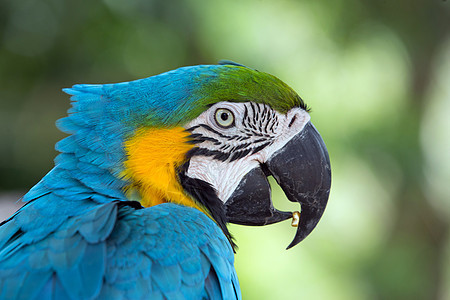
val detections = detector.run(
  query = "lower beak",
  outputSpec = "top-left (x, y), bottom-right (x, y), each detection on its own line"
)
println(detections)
top-left (225, 122), bottom-right (331, 249)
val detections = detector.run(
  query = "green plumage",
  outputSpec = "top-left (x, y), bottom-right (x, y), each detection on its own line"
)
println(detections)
top-left (194, 65), bottom-right (308, 114)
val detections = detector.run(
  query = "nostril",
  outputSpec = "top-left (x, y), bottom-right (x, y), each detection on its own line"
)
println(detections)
top-left (288, 115), bottom-right (297, 128)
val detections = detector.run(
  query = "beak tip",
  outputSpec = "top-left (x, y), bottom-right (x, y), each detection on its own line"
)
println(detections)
top-left (286, 233), bottom-right (306, 250)
top-left (286, 242), bottom-right (297, 250)
top-left (286, 201), bottom-right (329, 249)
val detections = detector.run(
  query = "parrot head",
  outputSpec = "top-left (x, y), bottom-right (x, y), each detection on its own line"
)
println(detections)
top-left (61, 61), bottom-right (331, 249)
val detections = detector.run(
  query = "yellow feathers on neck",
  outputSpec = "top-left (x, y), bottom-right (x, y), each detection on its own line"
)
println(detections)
top-left (122, 127), bottom-right (200, 210)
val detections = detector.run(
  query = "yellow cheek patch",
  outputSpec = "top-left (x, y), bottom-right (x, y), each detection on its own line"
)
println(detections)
top-left (122, 127), bottom-right (201, 210)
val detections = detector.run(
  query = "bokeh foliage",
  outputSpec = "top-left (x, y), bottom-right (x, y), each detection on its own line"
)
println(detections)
top-left (0, 0), bottom-right (449, 299)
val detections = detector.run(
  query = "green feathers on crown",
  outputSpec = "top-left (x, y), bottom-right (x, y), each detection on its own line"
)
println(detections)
top-left (194, 62), bottom-right (308, 114)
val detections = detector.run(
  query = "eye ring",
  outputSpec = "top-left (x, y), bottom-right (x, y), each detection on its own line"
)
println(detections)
top-left (214, 108), bottom-right (235, 128)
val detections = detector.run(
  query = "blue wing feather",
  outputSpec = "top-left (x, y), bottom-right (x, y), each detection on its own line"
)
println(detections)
top-left (0, 201), bottom-right (241, 299)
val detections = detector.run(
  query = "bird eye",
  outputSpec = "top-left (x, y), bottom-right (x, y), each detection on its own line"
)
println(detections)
top-left (214, 108), bottom-right (235, 128)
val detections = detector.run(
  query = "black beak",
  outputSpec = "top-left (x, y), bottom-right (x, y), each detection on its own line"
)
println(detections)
top-left (225, 122), bottom-right (331, 249)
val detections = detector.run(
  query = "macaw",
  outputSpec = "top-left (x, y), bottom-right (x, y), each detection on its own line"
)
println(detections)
top-left (0, 61), bottom-right (331, 299)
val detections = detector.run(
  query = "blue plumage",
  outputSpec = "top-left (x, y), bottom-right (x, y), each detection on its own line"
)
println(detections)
top-left (0, 202), bottom-right (239, 299)
top-left (0, 65), bottom-right (245, 299)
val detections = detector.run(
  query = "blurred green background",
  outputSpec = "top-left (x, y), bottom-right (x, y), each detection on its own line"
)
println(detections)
top-left (0, 0), bottom-right (449, 299)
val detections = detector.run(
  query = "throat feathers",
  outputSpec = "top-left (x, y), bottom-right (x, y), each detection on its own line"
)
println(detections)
top-left (123, 127), bottom-right (201, 210)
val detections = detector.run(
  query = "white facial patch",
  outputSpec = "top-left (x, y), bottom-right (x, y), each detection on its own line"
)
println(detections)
top-left (184, 102), bottom-right (310, 203)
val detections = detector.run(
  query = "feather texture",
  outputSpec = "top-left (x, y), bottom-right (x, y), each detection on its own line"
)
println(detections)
top-left (0, 63), bottom-right (303, 299)
top-left (0, 202), bottom-right (240, 299)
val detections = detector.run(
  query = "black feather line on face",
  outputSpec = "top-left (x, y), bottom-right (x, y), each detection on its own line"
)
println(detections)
top-left (229, 148), bottom-right (252, 162)
top-left (186, 148), bottom-right (231, 162)
top-left (270, 119), bottom-right (277, 133)
top-left (177, 161), bottom-right (237, 251)
top-left (251, 141), bottom-right (272, 154)
top-left (186, 124), bottom-right (242, 142)
top-left (187, 133), bottom-right (221, 145)
top-left (231, 142), bottom-right (253, 151)
top-left (243, 105), bottom-right (249, 124)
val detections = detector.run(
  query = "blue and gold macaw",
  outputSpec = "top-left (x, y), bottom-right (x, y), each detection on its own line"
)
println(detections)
top-left (0, 61), bottom-right (331, 299)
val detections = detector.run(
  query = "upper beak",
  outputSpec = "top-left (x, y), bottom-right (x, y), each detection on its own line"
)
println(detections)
top-left (225, 122), bottom-right (331, 249)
